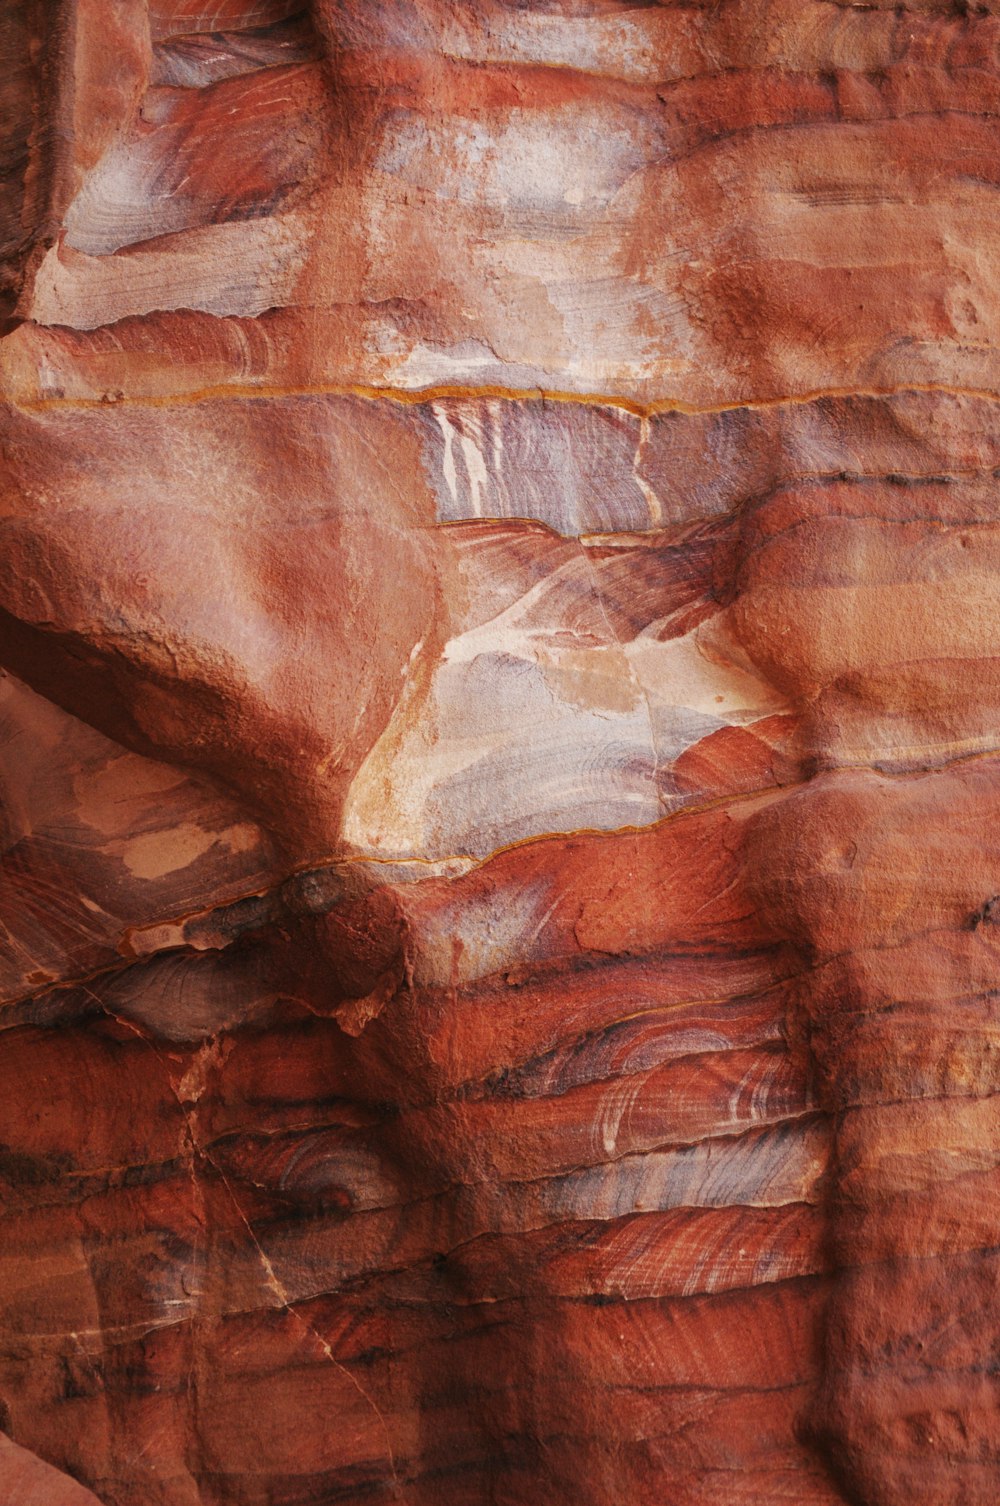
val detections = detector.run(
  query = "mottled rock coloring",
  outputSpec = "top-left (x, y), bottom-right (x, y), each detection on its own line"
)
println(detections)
top-left (2, 2), bottom-right (999, 1503)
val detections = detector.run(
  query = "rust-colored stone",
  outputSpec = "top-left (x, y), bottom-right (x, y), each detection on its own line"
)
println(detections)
top-left (2, 2), bottom-right (1000, 1503)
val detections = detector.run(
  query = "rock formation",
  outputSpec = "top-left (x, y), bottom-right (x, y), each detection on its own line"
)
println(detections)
top-left (2, 2), bottom-right (1000, 1503)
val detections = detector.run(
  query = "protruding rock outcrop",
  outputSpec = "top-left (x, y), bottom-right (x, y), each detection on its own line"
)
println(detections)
top-left (2, 3), bottom-right (999, 1504)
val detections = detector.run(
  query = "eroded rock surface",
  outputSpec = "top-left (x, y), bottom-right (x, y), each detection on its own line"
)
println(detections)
top-left (2, 2), bottom-right (1000, 1503)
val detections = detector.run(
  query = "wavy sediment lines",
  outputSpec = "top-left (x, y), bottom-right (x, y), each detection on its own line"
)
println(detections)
top-left (9, 380), bottom-right (1000, 538)
top-left (3, 0), bottom-right (1000, 1502)
top-left (8, 379), bottom-right (994, 905)
top-left (11, 4), bottom-right (1000, 407)
top-left (0, 841), bottom-right (828, 1501)
top-left (5, 369), bottom-right (1000, 1499)
top-left (8, 377), bottom-right (1000, 414)
top-left (735, 462), bottom-right (1000, 1502)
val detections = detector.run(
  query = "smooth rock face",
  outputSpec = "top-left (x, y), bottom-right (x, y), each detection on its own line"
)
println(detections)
top-left (1, 2), bottom-right (999, 1503)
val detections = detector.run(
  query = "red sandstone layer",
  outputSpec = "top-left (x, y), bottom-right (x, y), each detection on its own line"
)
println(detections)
top-left (2, 3), bottom-right (1000, 1504)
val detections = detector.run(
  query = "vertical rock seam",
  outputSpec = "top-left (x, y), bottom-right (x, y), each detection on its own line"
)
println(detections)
top-left (2, 3), bottom-right (1000, 1505)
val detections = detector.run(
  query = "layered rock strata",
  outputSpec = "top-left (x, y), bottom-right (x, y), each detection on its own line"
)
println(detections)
top-left (2, 3), bottom-right (1000, 1504)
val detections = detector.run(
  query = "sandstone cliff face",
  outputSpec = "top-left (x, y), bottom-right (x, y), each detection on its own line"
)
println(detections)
top-left (2, 3), bottom-right (1000, 1504)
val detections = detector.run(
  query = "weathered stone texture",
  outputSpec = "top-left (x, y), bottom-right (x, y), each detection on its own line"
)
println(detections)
top-left (2, 3), bottom-right (1000, 1503)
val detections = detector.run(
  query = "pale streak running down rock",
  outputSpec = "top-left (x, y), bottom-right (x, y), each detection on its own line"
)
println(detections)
top-left (1, 3), bottom-right (999, 1505)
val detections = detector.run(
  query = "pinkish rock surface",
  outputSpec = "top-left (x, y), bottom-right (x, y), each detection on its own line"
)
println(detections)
top-left (3, 3), bottom-right (1000, 1503)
